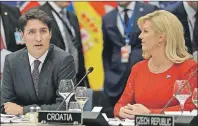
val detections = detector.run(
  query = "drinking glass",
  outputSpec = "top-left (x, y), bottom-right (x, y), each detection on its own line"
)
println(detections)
top-left (173, 80), bottom-right (192, 114)
top-left (192, 88), bottom-right (198, 108)
top-left (75, 87), bottom-right (89, 111)
top-left (58, 79), bottom-right (74, 110)
top-left (68, 102), bottom-right (81, 112)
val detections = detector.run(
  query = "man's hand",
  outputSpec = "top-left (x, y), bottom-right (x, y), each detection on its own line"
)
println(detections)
top-left (4, 102), bottom-right (23, 115)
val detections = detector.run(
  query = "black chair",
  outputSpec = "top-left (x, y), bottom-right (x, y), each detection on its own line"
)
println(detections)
top-left (92, 90), bottom-right (114, 118)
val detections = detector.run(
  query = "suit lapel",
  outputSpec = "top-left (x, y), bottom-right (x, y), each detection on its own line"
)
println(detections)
top-left (175, 2), bottom-right (192, 52)
top-left (19, 49), bottom-right (38, 101)
top-left (131, 2), bottom-right (142, 33)
top-left (67, 12), bottom-right (81, 49)
top-left (38, 45), bottom-right (54, 100)
top-left (108, 9), bottom-right (124, 47)
top-left (128, 2), bottom-right (144, 46)
top-left (176, 3), bottom-right (191, 39)
top-left (1, 5), bottom-right (10, 47)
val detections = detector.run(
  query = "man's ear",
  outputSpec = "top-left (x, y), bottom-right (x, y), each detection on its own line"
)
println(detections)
top-left (49, 30), bottom-right (52, 39)
top-left (20, 31), bottom-right (25, 43)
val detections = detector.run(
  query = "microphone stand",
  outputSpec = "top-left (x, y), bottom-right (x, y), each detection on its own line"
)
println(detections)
top-left (56, 67), bottom-right (93, 111)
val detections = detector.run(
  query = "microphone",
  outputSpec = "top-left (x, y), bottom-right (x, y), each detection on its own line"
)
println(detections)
top-left (56, 67), bottom-right (94, 110)
top-left (160, 66), bottom-right (198, 114)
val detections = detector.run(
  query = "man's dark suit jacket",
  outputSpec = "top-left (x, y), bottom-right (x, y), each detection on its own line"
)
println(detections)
top-left (102, 2), bottom-right (158, 103)
top-left (39, 2), bottom-right (88, 87)
top-left (0, 3), bottom-right (25, 52)
top-left (165, 2), bottom-right (193, 53)
top-left (1, 44), bottom-right (76, 114)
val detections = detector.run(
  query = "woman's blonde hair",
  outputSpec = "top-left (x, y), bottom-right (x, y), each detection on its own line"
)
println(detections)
top-left (137, 10), bottom-right (193, 63)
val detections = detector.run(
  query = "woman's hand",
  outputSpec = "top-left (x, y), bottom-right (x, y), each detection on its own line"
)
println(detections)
top-left (118, 105), bottom-right (135, 119)
top-left (127, 104), bottom-right (151, 115)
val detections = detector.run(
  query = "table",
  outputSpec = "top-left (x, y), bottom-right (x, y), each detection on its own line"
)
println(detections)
top-left (1, 113), bottom-right (196, 126)
top-left (1, 124), bottom-right (84, 126)
top-left (174, 116), bottom-right (197, 126)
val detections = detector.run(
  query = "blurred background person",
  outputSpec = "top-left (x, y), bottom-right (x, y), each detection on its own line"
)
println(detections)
top-left (0, 3), bottom-right (25, 52)
top-left (193, 10), bottom-right (198, 62)
top-left (114, 10), bottom-right (197, 119)
top-left (102, 1), bottom-right (158, 110)
top-left (166, 1), bottom-right (198, 56)
top-left (0, 3), bottom-right (25, 81)
top-left (39, 1), bottom-right (88, 87)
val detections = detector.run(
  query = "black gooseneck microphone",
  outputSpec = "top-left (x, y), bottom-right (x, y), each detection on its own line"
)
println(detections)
top-left (160, 67), bottom-right (198, 114)
top-left (56, 67), bottom-right (94, 110)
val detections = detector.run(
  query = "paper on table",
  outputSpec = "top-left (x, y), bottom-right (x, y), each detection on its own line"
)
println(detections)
top-left (0, 114), bottom-right (15, 117)
top-left (91, 107), bottom-right (103, 112)
top-left (1, 114), bottom-right (29, 124)
top-left (1, 49), bottom-right (12, 73)
top-left (164, 111), bottom-right (195, 116)
top-left (101, 113), bottom-right (135, 126)
top-left (190, 109), bottom-right (198, 116)
top-left (120, 119), bottom-right (135, 126)
top-left (102, 113), bottom-right (120, 126)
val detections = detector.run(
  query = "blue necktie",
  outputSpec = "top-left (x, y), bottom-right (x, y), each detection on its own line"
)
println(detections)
top-left (32, 60), bottom-right (41, 96)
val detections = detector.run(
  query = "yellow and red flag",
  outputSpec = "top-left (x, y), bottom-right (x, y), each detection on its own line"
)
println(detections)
top-left (73, 2), bottom-right (117, 90)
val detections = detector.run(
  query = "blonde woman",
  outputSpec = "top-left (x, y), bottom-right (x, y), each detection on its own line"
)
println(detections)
top-left (114, 10), bottom-right (197, 119)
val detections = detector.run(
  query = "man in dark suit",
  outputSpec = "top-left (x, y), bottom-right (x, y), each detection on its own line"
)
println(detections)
top-left (39, 2), bottom-right (88, 87)
top-left (102, 1), bottom-right (158, 106)
top-left (193, 10), bottom-right (198, 61)
top-left (1, 8), bottom-right (76, 115)
top-left (0, 3), bottom-right (25, 52)
top-left (165, 1), bottom-right (198, 54)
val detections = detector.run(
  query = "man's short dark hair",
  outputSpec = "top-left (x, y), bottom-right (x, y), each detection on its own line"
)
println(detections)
top-left (19, 8), bottom-right (52, 32)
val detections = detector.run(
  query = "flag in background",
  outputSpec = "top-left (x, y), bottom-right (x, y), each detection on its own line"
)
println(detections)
top-left (72, 2), bottom-right (117, 90)
top-left (1, 1), bottom-right (44, 14)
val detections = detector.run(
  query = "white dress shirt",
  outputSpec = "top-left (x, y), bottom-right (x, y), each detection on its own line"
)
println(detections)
top-left (183, 1), bottom-right (196, 41)
top-left (117, 2), bottom-right (136, 36)
top-left (0, 16), bottom-right (7, 49)
top-left (28, 50), bottom-right (48, 73)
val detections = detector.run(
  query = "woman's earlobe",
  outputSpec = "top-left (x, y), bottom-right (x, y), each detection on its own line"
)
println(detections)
top-left (159, 33), bottom-right (166, 43)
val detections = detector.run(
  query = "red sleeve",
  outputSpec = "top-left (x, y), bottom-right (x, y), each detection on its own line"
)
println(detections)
top-left (151, 60), bottom-right (197, 114)
top-left (114, 64), bottom-right (138, 117)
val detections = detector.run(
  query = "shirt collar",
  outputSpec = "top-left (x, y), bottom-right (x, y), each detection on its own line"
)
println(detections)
top-left (118, 2), bottom-right (136, 13)
top-left (183, 1), bottom-right (196, 19)
top-left (28, 50), bottom-right (49, 66)
top-left (49, 2), bottom-right (62, 13)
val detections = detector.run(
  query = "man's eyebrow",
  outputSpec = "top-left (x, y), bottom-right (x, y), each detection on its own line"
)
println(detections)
top-left (40, 27), bottom-right (48, 29)
top-left (28, 27), bottom-right (48, 31)
top-left (28, 29), bottom-right (35, 31)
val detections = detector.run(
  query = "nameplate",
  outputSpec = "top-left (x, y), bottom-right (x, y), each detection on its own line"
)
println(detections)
top-left (135, 114), bottom-right (174, 126)
top-left (38, 110), bottom-right (82, 125)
